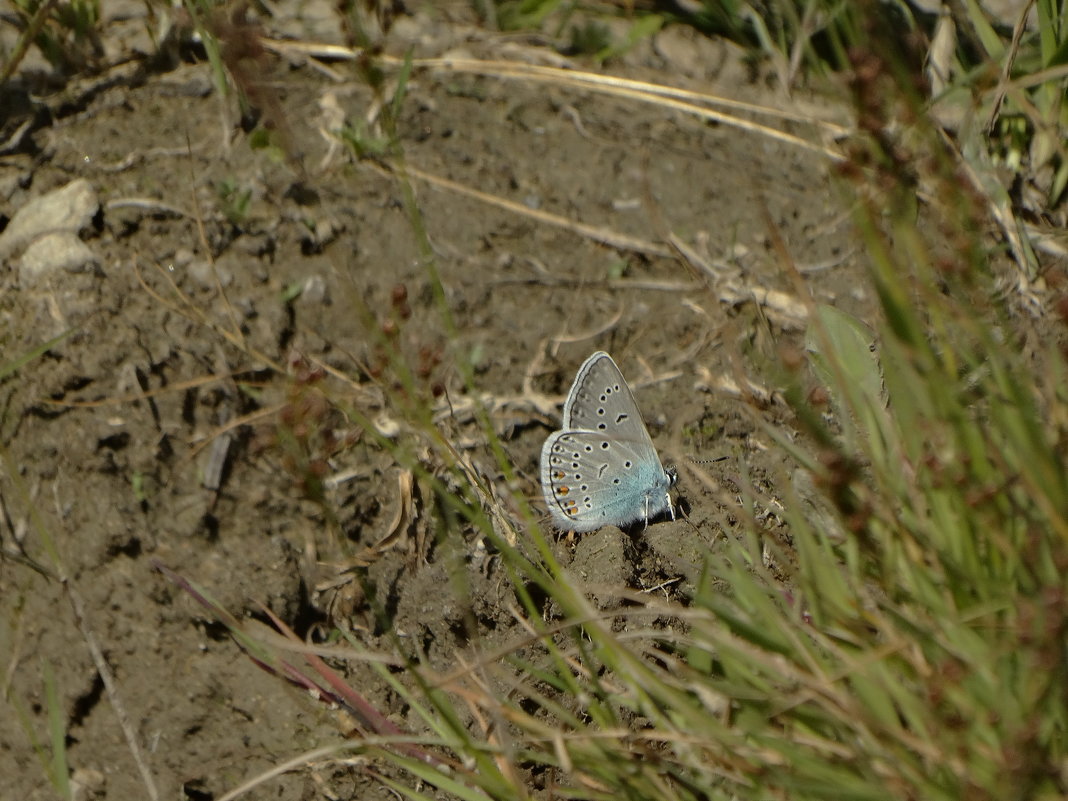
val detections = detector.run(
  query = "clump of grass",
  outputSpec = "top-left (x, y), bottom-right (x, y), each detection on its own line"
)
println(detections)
top-left (214, 178), bottom-right (252, 226)
top-left (1, 0), bottom-right (101, 82)
top-left (12, 0), bottom-right (101, 70)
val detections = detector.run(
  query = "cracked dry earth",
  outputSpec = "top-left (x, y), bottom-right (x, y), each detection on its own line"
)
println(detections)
top-left (0, 4), bottom-right (861, 799)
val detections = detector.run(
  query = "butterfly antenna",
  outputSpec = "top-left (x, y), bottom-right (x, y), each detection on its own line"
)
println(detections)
top-left (686, 456), bottom-right (728, 465)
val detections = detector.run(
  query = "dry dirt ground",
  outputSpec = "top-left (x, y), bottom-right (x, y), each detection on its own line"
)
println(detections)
top-left (1, 3), bottom-right (862, 798)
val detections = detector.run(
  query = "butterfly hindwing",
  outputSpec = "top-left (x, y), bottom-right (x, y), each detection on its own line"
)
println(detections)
top-left (541, 430), bottom-right (673, 532)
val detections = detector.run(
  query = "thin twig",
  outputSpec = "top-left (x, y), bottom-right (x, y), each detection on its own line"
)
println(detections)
top-left (64, 579), bottom-right (160, 801)
top-left (494, 276), bottom-right (701, 291)
top-left (105, 198), bottom-right (195, 218)
top-left (364, 159), bottom-right (673, 258)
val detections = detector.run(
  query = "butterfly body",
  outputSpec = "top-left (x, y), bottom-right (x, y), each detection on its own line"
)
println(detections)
top-left (540, 351), bottom-right (676, 532)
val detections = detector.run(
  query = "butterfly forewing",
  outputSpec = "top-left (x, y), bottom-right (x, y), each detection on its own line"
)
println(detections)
top-left (562, 352), bottom-right (653, 445)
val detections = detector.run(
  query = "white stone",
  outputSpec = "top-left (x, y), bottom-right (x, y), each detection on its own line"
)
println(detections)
top-left (18, 232), bottom-right (99, 283)
top-left (0, 179), bottom-right (99, 261)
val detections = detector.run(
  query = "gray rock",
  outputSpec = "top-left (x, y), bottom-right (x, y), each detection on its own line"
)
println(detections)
top-left (18, 232), bottom-right (100, 284)
top-left (188, 258), bottom-right (233, 289)
top-left (0, 179), bottom-right (99, 261)
top-left (299, 274), bottom-right (328, 305)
